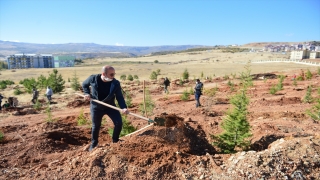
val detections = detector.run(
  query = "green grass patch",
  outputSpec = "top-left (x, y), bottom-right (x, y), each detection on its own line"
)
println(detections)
top-left (180, 89), bottom-right (190, 101)
top-left (306, 99), bottom-right (320, 121)
top-left (108, 115), bottom-right (137, 137)
top-left (77, 109), bottom-right (88, 125)
top-left (0, 131), bottom-right (4, 141)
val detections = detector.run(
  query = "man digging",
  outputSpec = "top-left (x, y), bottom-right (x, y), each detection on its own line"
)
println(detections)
top-left (82, 65), bottom-right (129, 151)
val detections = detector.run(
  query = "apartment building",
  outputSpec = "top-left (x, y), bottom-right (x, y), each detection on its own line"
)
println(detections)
top-left (7, 54), bottom-right (53, 69)
top-left (290, 50), bottom-right (310, 60)
top-left (310, 51), bottom-right (320, 59)
top-left (7, 54), bottom-right (74, 69)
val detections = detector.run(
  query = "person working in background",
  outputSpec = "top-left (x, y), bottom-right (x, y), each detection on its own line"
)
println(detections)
top-left (46, 86), bottom-right (53, 103)
top-left (194, 79), bottom-right (203, 108)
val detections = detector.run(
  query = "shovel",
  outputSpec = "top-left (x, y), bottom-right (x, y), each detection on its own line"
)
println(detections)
top-left (75, 93), bottom-right (165, 126)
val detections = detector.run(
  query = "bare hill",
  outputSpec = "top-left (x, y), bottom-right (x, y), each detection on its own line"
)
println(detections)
top-left (0, 41), bottom-right (206, 59)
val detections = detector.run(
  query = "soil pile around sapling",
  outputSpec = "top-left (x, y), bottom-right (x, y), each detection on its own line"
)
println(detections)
top-left (159, 113), bottom-right (184, 127)
top-left (1, 114), bottom-right (218, 179)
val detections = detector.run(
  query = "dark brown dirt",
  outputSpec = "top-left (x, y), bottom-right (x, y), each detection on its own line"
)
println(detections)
top-left (67, 98), bottom-right (90, 108)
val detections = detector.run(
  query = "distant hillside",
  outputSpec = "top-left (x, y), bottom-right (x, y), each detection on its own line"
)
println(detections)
top-left (0, 41), bottom-right (206, 59)
top-left (242, 41), bottom-right (319, 48)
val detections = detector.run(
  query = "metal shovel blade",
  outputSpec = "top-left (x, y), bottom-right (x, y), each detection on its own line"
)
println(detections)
top-left (154, 117), bottom-right (165, 126)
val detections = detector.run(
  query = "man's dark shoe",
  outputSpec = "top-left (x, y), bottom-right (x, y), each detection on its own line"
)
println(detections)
top-left (112, 139), bottom-right (124, 143)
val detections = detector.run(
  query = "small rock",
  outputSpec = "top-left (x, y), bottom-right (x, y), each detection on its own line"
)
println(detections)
top-left (228, 156), bottom-right (234, 161)
top-left (181, 173), bottom-right (187, 179)
top-left (83, 144), bottom-right (90, 151)
top-left (238, 155), bottom-right (245, 160)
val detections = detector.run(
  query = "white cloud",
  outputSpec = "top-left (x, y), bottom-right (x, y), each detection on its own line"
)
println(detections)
top-left (115, 42), bottom-right (124, 46)
top-left (3, 40), bottom-right (20, 42)
top-left (285, 33), bottom-right (294, 37)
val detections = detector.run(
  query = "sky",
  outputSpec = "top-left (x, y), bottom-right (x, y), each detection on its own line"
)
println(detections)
top-left (0, 0), bottom-right (319, 46)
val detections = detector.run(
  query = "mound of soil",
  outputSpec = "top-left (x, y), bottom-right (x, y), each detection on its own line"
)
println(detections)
top-left (222, 137), bottom-right (320, 179)
top-left (1, 114), bottom-right (218, 179)
top-left (67, 99), bottom-right (90, 108)
top-left (251, 73), bottom-right (278, 80)
top-left (259, 96), bottom-right (302, 106)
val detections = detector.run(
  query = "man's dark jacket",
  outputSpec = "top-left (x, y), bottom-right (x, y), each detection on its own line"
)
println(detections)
top-left (82, 74), bottom-right (127, 109)
top-left (194, 82), bottom-right (203, 95)
top-left (164, 79), bottom-right (170, 86)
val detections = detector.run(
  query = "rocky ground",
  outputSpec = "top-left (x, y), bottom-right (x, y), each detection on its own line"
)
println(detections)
top-left (0, 69), bottom-right (320, 180)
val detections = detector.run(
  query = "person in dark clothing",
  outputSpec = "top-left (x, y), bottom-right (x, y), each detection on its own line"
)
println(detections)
top-left (82, 65), bottom-right (129, 151)
top-left (194, 79), bottom-right (203, 108)
top-left (163, 77), bottom-right (170, 93)
top-left (8, 97), bottom-right (13, 107)
top-left (0, 94), bottom-right (3, 110)
top-left (31, 88), bottom-right (39, 104)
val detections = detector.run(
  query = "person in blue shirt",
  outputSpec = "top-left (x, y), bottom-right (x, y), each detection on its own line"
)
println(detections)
top-left (194, 79), bottom-right (203, 108)
top-left (82, 65), bottom-right (129, 151)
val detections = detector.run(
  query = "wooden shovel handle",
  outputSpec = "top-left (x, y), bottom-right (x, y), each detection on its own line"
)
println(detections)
top-left (75, 93), bottom-right (150, 121)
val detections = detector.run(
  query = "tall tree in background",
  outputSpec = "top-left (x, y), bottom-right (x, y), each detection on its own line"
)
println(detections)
top-left (37, 75), bottom-right (47, 90)
top-left (71, 71), bottom-right (80, 91)
top-left (20, 78), bottom-right (38, 93)
top-left (47, 69), bottom-right (65, 93)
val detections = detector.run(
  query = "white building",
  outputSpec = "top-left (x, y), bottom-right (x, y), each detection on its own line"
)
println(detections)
top-left (310, 51), bottom-right (320, 59)
top-left (6, 54), bottom-right (54, 69)
top-left (290, 50), bottom-right (310, 60)
top-left (6, 54), bottom-right (75, 69)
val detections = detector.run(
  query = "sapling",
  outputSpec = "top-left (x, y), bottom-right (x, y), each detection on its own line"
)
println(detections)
top-left (0, 131), bottom-right (4, 141)
top-left (293, 78), bottom-right (297, 86)
top-left (180, 89), bottom-right (190, 101)
top-left (45, 103), bottom-right (56, 123)
top-left (303, 86), bottom-right (313, 103)
top-left (77, 108), bottom-right (88, 125)
top-left (211, 61), bottom-right (252, 153)
top-left (306, 99), bottom-right (320, 121)
top-left (306, 69), bottom-right (312, 80)
top-left (108, 115), bottom-right (137, 137)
